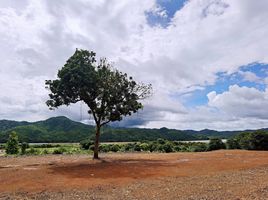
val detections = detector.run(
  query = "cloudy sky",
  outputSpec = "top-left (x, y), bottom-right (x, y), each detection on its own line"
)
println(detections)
top-left (1, 0), bottom-right (268, 131)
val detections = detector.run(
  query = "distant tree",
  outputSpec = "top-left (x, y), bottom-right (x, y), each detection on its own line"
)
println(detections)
top-left (207, 138), bottom-right (226, 151)
top-left (226, 138), bottom-right (240, 149)
top-left (235, 131), bottom-right (268, 150)
top-left (45, 49), bottom-right (152, 159)
top-left (6, 131), bottom-right (19, 154)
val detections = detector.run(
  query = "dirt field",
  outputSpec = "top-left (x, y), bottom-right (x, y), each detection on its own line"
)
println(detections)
top-left (0, 150), bottom-right (268, 200)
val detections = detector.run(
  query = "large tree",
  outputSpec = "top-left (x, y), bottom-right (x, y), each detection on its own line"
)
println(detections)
top-left (45, 49), bottom-right (152, 159)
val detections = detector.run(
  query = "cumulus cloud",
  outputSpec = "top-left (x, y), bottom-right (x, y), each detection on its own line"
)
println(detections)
top-left (1, 0), bottom-right (268, 130)
top-left (208, 85), bottom-right (268, 119)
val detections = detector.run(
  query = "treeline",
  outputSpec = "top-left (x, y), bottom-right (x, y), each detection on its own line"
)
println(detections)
top-left (227, 130), bottom-right (268, 150)
top-left (0, 116), bottom-right (265, 143)
top-left (2, 130), bottom-right (268, 156)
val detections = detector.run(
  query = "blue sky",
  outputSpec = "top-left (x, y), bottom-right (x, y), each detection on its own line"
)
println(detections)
top-left (147, 0), bottom-right (188, 27)
top-left (180, 63), bottom-right (268, 108)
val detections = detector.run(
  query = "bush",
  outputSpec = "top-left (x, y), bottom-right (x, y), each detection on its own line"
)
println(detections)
top-left (207, 138), bottom-right (226, 151)
top-left (32, 144), bottom-right (61, 148)
top-left (134, 143), bottom-right (141, 151)
top-left (122, 143), bottom-right (135, 152)
top-left (148, 142), bottom-right (158, 152)
top-left (162, 142), bottom-right (173, 153)
top-left (226, 138), bottom-right (240, 149)
top-left (110, 144), bottom-right (120, 152)
top-left (80, 139), bottom-right (94, 150)
top-left (43, 149), bottom-right (49, 154)
top-left (53, 147), bottom-right (67, 154)
top-left (140, 143), bottom-right (149, 151)
top-left (157, 138), bottom-right (166, 145)
top-left (20, 142), bottom-right (29, 155)
top-left (236, 131), bottom-right (268, 150)
top-left (99, 144), bottom-right (110, 152)
top-left (5, 132), bottom-right (20, 155)
top-left (27, 147), bottom-right (40, 155)
top-left (190, 143), bottom-right (208, 152)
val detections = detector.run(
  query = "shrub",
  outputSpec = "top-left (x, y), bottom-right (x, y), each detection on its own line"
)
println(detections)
top-left (43, 149), bottom-right (49, 154)
top-left (110, 144), bottom-right (120, 152)
top-left (53, 147), bottom-right (67, 154)
top-left (148, 142), bottom-right (158, 152)
top-left (99, 144), bottom-right (110, 152)
top-left (226, 138), bottom-right (240, 149)
top-left (207, 138), bottom-right (226, 151)
top-left (27, 147), bottom-right (40, 155)
top-left (32, 144), bottom-right (61, 148)
top-left (157, 138), bottom-right (166, 145)
top-left (173, 145), bottom-right (181, 152)
top-left (21, 142), bottom-right (29, 155)
top-left (190, 143), bottom-right (208, 152)
top-left (5, 132), bottom-right (19, 155)
top-left (140, 143), bottom-right (149, 151)
top-left (162, 142), bottom-right (173, 153)
top-left (80, 139), bottom-right (94, 150)
top-left (134, 143), bottom-right (141, 151)
top-left (122, 143), bottom-right (135, 152)
top-left (236, 131), bottom-right (268, 150)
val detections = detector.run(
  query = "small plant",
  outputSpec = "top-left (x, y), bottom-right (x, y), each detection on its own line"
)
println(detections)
top-left (20, 142), bottom-right (29, 155)
top-left (27, 147), bottom-right (40, 155)
top-left (43, 149), bottom-right (49, 154)
top-left (53, 147), bottom-right (67, 154)
top-left (5, 131), bottom-right (19, 155)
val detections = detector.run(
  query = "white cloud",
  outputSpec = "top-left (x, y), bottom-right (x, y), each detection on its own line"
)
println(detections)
top-left (208, 85), bottom-right (268, 119)
top-left (1, 0), bottom-right (268, 130)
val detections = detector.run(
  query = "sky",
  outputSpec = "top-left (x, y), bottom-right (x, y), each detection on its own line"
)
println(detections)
top-left (1, 0), bottom-right (268, 131)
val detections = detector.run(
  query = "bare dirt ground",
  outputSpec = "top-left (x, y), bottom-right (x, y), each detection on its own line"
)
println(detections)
top-left (0, 150), bottom-right (268, 200)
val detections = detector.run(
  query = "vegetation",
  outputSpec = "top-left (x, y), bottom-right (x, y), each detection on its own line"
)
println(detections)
top-left (5, 131), bottom-right (19, 154)
top-left (0, 117), bottom-right (245, 144)
top-left (20, 142), bottom-right (29, 155)
top-left (207, 138), bottom-right (226, 151)
top-left (3, 130), bottom-right (267, 156)
top-left (45, 49), bottom-right (152, 159)
top-left (227, 130), bottom-right (268, 150)
top-left (80, 138), bottom-right (225, 153)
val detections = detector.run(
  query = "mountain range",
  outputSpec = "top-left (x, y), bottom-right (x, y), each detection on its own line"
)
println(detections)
top-left (0, 116), bottom-right (260, 143)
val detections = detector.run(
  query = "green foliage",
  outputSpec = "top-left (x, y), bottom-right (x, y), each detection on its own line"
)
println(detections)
top-left (27, 147), bottom-right (40, 155)
top-left (45, 49), bottom-right (151, 125)
top-left (53, 147), bottom-right (67, 154)
top-left (226, 138), bottom-right (240, 149)
top-left (233, 131), bottom-right (268, 150)
top-left (5, 131), bottom-right (19, 154)
top-left (32, 143), bottom-right (61, 148)
top-left (80, 139), bottom-right (94, 150)
top-left (187, 143), bottom-right (208, 152)
top-left (45, 49), bottom-right (152, 159)
top-left (20, 142), bottom-right (29, 155)
top-left (162, 142), bottom-right (174, 153)
top-left (96, 139), bottom-right (210, 153)
top-left (207, 138), bottom-right (226, 151)
top-left (0, 117), bottom-right (247, 144)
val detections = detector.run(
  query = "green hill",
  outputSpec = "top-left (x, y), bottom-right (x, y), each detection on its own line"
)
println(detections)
top-left (0, 116), bottom-right (252, 143)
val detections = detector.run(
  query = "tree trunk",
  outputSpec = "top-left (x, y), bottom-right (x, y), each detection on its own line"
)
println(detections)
top-left (93, 124), bottom-right (101, 159)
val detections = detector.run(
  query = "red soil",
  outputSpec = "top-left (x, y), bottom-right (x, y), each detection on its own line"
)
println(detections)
top-left (0, 150), bottom-right (268, 199)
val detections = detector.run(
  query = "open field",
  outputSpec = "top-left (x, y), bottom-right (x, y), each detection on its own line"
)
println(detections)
top-left (0, 150), bottom-right (268, 199)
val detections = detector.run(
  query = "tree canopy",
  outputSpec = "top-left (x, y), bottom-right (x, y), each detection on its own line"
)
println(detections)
top-left (45, 49), bottom-right (152, 158)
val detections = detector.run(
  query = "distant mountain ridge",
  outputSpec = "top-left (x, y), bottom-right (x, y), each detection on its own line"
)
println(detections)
top-left (0, 116), bottom-right (260, 143)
